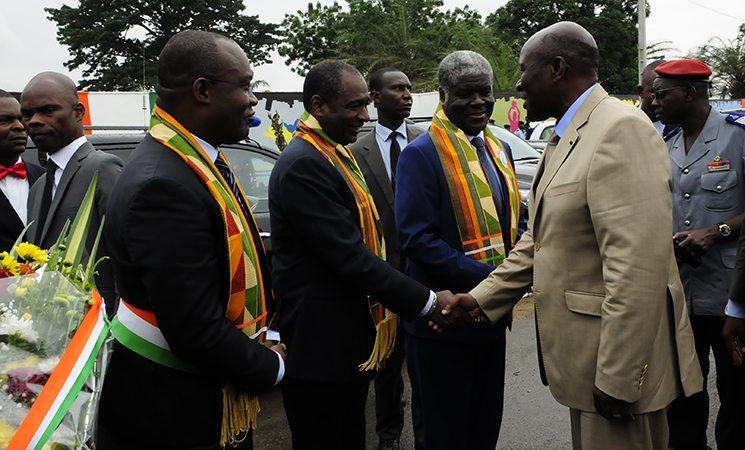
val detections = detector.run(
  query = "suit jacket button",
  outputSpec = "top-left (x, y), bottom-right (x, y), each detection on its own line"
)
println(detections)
top-left (534, 242), bottom-right (541, 251)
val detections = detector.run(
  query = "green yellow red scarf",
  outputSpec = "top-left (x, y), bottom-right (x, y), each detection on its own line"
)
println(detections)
top-left (295, 112), bottom-right (395, 370)
top-left (429, 103), bottom-right (520, 265)
top-left (149, 105), bottom-right (268, 447)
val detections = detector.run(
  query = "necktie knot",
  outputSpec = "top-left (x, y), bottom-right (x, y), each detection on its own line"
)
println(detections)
top-left (0, 162), bottom-right (27, 181)
top-left (470, 136), bottom-right (487, 153)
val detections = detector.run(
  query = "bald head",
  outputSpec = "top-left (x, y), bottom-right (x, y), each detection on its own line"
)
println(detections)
top-left (20, 71), bottom-right (85, 153)
top-left (637, 60), bottom-right (665, 122)
top-left (524, 22), bottom-right (599, 78)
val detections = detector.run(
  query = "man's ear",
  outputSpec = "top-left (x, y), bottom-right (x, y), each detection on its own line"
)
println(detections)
top-left (310, 94), bottom-right (326, 117)
top-left (551, 56), bottom-right (567, 82)
top-left (193, 78), bottom-right (211, 105)
top-left (684, 85), bottom-right (697, 102)
top-left (636, 85), bottom-right (644, 97)
top-left (370, 90), bottom-right (380, 106)
top-left (439, 87), bottom-right (446, 104)
top-left (73, 102), bottom-right (86, 122)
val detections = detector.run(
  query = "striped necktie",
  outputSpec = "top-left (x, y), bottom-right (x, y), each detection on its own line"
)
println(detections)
top-left (214, 154), bottom-right (250, 219)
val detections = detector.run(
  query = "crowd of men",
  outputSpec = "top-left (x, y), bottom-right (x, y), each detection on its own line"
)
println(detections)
top-left (1, 19), bottom-right (745, 450)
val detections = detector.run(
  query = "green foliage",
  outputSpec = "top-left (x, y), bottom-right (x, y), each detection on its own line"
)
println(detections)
top-left (279, 0), bottom-right (521, 93)
top-left (269, 111), bottom-right (288, 151)
top-left (46, 0), bottom-right (278, 91)
top-left (690, 24), bottom-right (745, 99)
top-left (486, 0), bottom-right (642, 94)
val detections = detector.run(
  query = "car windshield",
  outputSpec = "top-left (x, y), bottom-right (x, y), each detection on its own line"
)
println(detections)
top-left (487, 124), bottom-right (541, 161)
top-left (221, 147), bottom-right (276, 214)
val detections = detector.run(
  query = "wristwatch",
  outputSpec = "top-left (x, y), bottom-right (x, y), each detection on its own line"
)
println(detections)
top-left (717, 222), bottom-right (732, 237)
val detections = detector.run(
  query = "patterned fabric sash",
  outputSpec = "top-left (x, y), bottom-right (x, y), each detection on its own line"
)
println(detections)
top-left (295, 112), bottom-right (394, 370)
top-left (148, 105), bottom-right (268, 447)
top-left (429, 103), bottom-right (520, 265)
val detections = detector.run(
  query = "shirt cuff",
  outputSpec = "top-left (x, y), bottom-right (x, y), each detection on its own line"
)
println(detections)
top-left (266, 329), bottom-right (281, 343)
top-left (274, 351), bottom-right (285, 385)
top-left (725, 299), bottom-right (745, 319)
top-left (418, 291), bottom-right (437, 317)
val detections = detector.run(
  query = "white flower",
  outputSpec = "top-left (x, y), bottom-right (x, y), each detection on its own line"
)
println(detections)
top-left (37, 356), bottom-right (60, 374)
top-left (0, 313), bottom-right (39, 344)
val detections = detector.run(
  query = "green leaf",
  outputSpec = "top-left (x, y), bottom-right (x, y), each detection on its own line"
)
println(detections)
top-left (8, 223), bottom-right (34, 259)
top-left (82, 216), bottom-right (105, 290)
top-left (60, 172), bottom-right (98, 270)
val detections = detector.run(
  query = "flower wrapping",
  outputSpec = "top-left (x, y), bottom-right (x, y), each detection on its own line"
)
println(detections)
top-left (0, 272), bottom-right (109, 450)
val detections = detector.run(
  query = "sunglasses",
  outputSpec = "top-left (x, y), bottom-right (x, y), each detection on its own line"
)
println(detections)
top-left (651, 86), bottom-right (689, 101)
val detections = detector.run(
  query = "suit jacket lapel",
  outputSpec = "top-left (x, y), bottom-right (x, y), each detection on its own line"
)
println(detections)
top-left (42, 143), bottom-right (91, 241)
top-left (532, 85), bottom-right (606, 217)
top-left (360, 133), bottom-right (395, 210)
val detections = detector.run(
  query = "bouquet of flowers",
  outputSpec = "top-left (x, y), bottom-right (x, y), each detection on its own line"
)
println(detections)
top-left (0, 174), bottom-right (110, 450)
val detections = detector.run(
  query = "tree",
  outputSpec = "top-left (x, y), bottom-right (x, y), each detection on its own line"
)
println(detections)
top-left (485, 0), bottom-right (642, 94)
top-left (278, 0), bottom-right (520, 93)
top-left (46, 0), bottom-right (278, 91)
top-left (690, 24), bottom-right (745, 99)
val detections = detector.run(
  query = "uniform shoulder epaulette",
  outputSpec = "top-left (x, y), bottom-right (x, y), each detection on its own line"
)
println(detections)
top-left (725, 112), bottom-right (745, 129)
top-left (663, 125), bottom-right (681, 141)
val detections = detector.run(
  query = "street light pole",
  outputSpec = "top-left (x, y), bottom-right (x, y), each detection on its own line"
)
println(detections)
top-left (638, 0), bottom-right (647, 83)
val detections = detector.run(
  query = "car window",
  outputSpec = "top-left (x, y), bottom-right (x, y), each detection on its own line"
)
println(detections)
top-left (486, 124), bottom-right (541, 161)
top-left (539, 126), bottom-right (555, 141)
top-left (221, 147), bottom-right (275, 214)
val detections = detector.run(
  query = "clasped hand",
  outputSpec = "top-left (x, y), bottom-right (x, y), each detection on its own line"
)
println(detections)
top-left (427, 291), bottom-right (483, 333)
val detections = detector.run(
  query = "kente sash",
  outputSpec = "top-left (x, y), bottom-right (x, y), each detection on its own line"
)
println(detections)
top-left (113, 105), bottom-right (269, 448)
top-left (295, 112), bottom-right (395, 370)
top-left (429, 104), bottom-right (520, 265)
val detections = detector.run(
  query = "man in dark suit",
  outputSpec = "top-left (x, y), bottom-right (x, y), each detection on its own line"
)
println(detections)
top-left (21, 72), bottom-right (122, 311)
top-left (350, 68), bottom-right (424, 450)
top-left (97, 30), bottom-right (286, 450)
top-left (395, 50), bottom-right (526, 450)
top-left (0, 89), bottom-right (44, 251)
top-left (268, 60), bottom-right (466, 450)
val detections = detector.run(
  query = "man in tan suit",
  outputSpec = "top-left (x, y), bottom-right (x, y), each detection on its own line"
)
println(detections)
top-left (444, 22), bottom-right (702, 450)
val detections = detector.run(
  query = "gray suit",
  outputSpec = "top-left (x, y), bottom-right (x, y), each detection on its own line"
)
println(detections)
top-left (668, 107), bottom-right (745, 316)
top-left (350, 120), bottom-right (424, 445)
top-left (27, 140), bottom-right (124, 311)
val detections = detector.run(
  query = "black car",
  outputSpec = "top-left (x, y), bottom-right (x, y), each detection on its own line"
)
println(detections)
top-left (21, 131), bottom-right (280, 249)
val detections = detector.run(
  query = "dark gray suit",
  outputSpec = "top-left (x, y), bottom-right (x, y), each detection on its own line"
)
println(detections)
top-left (350, 121), bottom-right (424, 446)
top-left (27, 140), bottom-right (123, 312)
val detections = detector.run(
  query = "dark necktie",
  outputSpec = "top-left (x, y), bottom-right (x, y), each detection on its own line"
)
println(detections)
top-left (35, 160), bottom-right (57, 244)
top-left (0, 162), bottom-right (27, 181)
top-left (214, 154), bottom-right (251, 220)
top-left (389, 131), bottom-right (401, 191)
top-left (472, 137), bottom-right (509, 248)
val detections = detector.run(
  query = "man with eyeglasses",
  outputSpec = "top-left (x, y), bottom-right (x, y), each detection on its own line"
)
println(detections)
top-left (652, 59), bottom-right (745, 450)
top-left (97, 30), bottom-right (286, 450)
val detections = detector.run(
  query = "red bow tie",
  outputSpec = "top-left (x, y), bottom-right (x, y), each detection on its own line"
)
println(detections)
top-left (0, 162), bottom-right (27, 181)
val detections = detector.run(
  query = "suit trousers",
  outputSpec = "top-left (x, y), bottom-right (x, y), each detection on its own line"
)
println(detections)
top-left (374, 326), bottom-right (424, 448)
top-left (667, 314), bottom-right (745, 450)
top-left (281, 376), bottom-right (369, 450)
top-left (570, 408), bottom-right (668, 450)
top-left (404, 328), bottom-right (506, 450)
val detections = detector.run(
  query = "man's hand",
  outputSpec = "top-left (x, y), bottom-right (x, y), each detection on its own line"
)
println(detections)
top-left (673, 226), bottom-right (719, 257)
top-left (426, 290), bottom-right (473, 333)
top-left (723, 317), bottom-right (745, 366)
top-left (592, 386), bottom-right (634, 421)
top-left (265, 340), bottom-right (287, 362)
top-left (427, 292), bottom-right (482, 333)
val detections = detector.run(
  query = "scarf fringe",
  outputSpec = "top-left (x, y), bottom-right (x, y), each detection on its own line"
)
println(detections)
top-left (220, 383), bottom-right (260, 448)
top-left (358, 312), bottom-right (398, 371)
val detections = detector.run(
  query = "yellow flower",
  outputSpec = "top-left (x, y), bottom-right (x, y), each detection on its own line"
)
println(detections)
top-left (21, 277), bottom-right (36, 287)
top-left (0, 252), bottom-right (20, 275)
top-left (14, 287), bottom-right (27, 297)
top-left (14, 242), bottom-right (49, 265)
top-left (0, 419), bottom-right (17, 448)
top-left (22, 313), bottom-right (31, 320)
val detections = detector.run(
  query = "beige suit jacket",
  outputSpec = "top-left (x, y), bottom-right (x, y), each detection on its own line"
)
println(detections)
top-left (470, 85), bottom-right (702, 413)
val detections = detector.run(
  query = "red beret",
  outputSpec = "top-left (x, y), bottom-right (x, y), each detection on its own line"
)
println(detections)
top-left (654, 59), bottom-right (712, 80)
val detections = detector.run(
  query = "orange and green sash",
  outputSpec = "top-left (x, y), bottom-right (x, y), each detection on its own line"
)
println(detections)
top-left (295, 112), bottom-right (394, 371)
top-left (429, 104), bottom-right (520, 265)
top-left (111, 105), bottom-right (269, 447)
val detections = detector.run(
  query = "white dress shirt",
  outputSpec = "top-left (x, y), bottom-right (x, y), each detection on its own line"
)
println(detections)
top-left (0, 156), bottom-right (29, 224)
top-left (47, 136), bottom-right (87, 198)
top-left (374, 122), bottom-right (409, 181)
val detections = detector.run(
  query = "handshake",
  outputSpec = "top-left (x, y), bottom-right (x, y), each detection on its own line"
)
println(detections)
top-left (426, 291), bottom-right (483, 333)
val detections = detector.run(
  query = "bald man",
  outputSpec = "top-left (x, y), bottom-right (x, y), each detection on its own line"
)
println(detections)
top-left (21, 72), bottom-right (123, 312)
top-left (446, 22), bottom-right (702, 449)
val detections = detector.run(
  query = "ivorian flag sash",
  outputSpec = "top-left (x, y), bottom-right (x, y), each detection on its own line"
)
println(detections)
top-left (295, 112), bottom-right (395, 371)
top-left (10, 290), bottom-right (109, 450)
top-left (110, 105), bottom-right (269, 448)
top-left (429, 103), bottom-right (520, 265)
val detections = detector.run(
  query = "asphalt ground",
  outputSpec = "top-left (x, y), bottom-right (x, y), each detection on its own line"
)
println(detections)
top-left (253, 296), bottom-right (720, 449)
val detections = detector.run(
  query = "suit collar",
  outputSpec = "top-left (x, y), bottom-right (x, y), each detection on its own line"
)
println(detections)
top-left (359, 131), bottom-right (396, 209)
top-left (48, 136), bottom-right (87, 172)
top-left (669, 107), bottom-right (720, 169)
top-left (532, 85), bottom-right (608, 217)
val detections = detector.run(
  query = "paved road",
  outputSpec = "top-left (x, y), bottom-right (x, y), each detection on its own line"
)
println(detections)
top-left (253, 297), bottom-right (719, 449)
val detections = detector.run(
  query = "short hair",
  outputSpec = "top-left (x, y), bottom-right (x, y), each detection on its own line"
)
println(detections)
top-left (157, 30), bottom-right (233, 90)
top-left (438, 51), bottom-right (493, 96)
top-left (535, 34), bottom-right (599, 70)
top-left (369, 67), bottom-right (400, 92)
top-left (0, 89), bottom-right (13, 99)
top-left (24, 72), bottom-right (80, 106)
top-left (303, 60), bottom-right (361, 112)
top-left (642, 59), bottom-right (666, 79)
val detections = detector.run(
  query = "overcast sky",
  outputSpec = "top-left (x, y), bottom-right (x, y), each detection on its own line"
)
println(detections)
top-left (1, 0), bottom-right (743, 92)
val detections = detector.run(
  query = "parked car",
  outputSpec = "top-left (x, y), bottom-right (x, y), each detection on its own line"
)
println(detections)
top-left (21, 130), bottom-right (279, 250)
top-left (526, 119), bottom-right (556, 151)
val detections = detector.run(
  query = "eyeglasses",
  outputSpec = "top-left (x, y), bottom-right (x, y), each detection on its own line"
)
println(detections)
top-left (651, 86), bottom-right (688, 101)
top-left (203, 76), bottom-right (254, 95)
